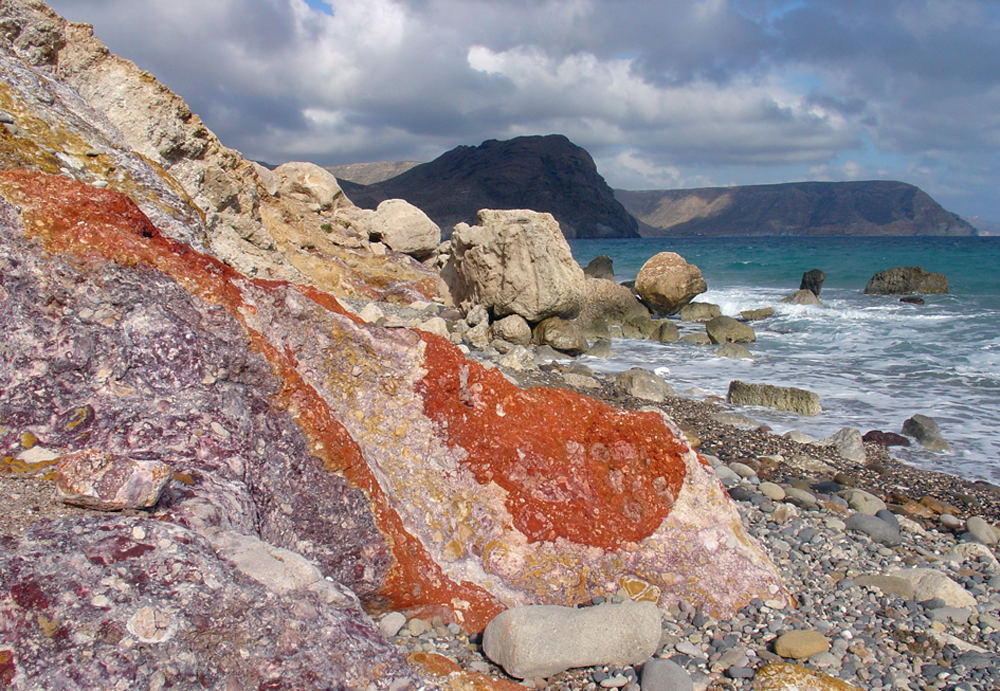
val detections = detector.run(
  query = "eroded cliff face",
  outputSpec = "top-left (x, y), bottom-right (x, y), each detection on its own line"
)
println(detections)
top-left (0, 0), bottom-right (440, 300)
top-left (1, 2), bottom-right (787, 687)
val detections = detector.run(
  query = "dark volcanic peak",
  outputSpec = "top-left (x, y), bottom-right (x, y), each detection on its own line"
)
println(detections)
top-left (340, 134), bottom-right (640, 239)
top-left (615, 180), bottom-right (977, 237)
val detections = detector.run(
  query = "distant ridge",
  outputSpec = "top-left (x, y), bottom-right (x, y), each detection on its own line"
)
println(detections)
top-left (326, 160), bottom-right (421, 185)
top-left (615, 181), bottom-right (977, 237)
top-left (338, 135), bottom-right (640, 239)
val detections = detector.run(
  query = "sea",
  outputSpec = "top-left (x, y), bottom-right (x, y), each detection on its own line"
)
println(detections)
top-left (566, 236), bottom-right (1000, 485)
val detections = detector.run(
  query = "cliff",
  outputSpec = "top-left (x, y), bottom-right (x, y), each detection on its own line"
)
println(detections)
top-left (341, 134), bottom-right (640, 239)
top-left (616, 180), bottom-right (977, 237)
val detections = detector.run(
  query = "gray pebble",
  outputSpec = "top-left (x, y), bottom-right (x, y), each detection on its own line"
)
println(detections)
top-left (640, 659), bottom-right (693, 691)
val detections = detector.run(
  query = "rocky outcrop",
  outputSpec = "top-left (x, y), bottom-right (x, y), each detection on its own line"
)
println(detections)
top-left (864, 266), bottom-right (948, 294)
top-left (727, 380), bottom-right (822, 416)
top-left (617, 181), bottom-right (977, 237)
top-left (444, 209), bottom-right (586, 321)
top-left (341, 134), bottom-right (640, 239)
top-left (0, 0), bottom-right (440, 302)
top-left (634, 252), bottom-right (707, 316)
top-left (800, 269), bottom-right (826, 296)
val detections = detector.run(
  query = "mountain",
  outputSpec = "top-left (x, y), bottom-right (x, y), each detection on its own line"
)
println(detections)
top-left (339, 134), bottom-right (640, 239)
top-left (968, 216), bottom-right (1000, 236)
top-left (326, 160), bottom-right (421, 185)
top-left (615, 181), bottom-right (977, 237)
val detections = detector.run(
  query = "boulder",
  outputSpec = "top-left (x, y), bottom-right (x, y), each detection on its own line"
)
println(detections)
top-left (482, 601), bottom-right (661, 679)
top-left (445, 209), bottom-right (586, 322)
top-left (862, 430), bottom-right (910, 447)
top-left (845, 514), bottom-right (901, 546)
top-left (799, 269), bottom-right (826, 297)
top-left (726, 381), bottom-right (822, 416)
top-left (273, 161), bottom-right (350, 211)
top-left (641, 659), bottom-right (693, 691)
top-left (54, 450), bottom-right (173, 511)
top-left (583, 254), bottom-right (615, 281)
top-left (634, 252), bottom-right (707, 316)
top-left (533, 316), bottom-right (589, 355)
top-left (491, 314), bottom-right (532, 346)
top-left (621, 314), bottom-right (660, 340)
top-left (705, 316), bottom-right (756, 344)
top-left (902, 414), bottom-right (953, 452)
top-left (887, 568), bottom-right (976, 608)
top-left (715, 343), bottom-right (753, 360)
top-left (678, 302), bottom-right (721, 323)
top-left (864, 266), bottom-right (948, 294)
top-left (781, 289), bottom-right (822, 306)
top-left (820, 428), bottom-right (866, 463)
top-left (740, 307), bottom-right (774, 321)
top-left (571, 277), bottom-right (651, 340)
top-left (367, 199), bottom-right (441, 259)
top-left (656, 320), bottom-right (680, 343)
top-left (681, 333), bottom-right (712, 345)
top-left (615, 367), bottom-right (674, 403)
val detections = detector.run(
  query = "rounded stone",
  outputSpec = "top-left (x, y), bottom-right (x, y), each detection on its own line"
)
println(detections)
top-left (758, 482), bottom-right (786, 501)
top-left (773, 630), bottom-right (830, 660)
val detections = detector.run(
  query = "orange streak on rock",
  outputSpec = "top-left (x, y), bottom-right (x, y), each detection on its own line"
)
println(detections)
top-left (417, 333), bottom-right (688, 549)
top-left (0, 171), bottom-right (497, 625)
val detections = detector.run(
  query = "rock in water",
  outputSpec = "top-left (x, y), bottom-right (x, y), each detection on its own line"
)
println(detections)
top-left (864, 266), bottom-right (948, 294)
top-left (482, 601), bottom-right (661, 679)
top-left (615, 367), bottom-right (674, 402)
top-left (635, 252), bottom-right (707, 315)
top-left (705, 316), bottom-right (756, 344)
top-left (726, 380), bottom-right (822, 415)
top-left (571, 277), bottom-right (651, 340)
top-left (445, 209), bottom-right (586, 321)
top-left (678, 301), bottom-right (721, 323)
top-left (532, 316), bottom-right (589, 355)
top-left (780, 289), bottom-right (822, 305)
top-left (54, 450), bottom-right (173, 510)
top-left (902, 414), bottom-right (953, 452)
top-left (799, 268), bottom-right (826, 296)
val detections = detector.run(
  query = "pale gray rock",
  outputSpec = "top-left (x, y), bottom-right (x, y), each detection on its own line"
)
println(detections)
top-left (616, 367), bottom-right (673, 403)
top-left (368, 199), bottom-right (441, 259)
top-left (758, 482), bottom-right (786, 501)
top-left (417, 316), bottom-right (449, 339)
top-left (641, 658), bottom-right (693, 691)
top-left (482, 601), bottom-right (662, 679)
top-left (888, 568), bottom-right (977, 608)
top-left (274, 161), bottom-right (350, 212)
top-left (821, 427), bottom-right (867, 463)
top-left (379, 612), bottom-right (407, 638)
top-left (841, 488), bottom-right (887, 515)
top-left (445, 209), bottom-right (586, 322)
top-left (780, 289), bottom-right (822, 306)
top-left (680, 333), bottom-right (712, 345)
top-left (678, 302), bottom-right (721, 323)
top-left (783, 487), bottom-right (817, 509)
top-left (635, 252), bottom-right (707, 316)
top-left (705, 316), bottom-right (755, 344)
top-left (782, 430), bottom-right (816, 444)
top-left (726, 380), bottom-right (821, 415)
top-left (853, 575), bottom-right (916, 600)
top-left (711, 412), bottom-right (759, 429)
top-left (533, 316), bottom-right (589, 355)
top-left (492, 314), bottom-right (532, 346)
top-left (656, 320), bottom-right (680, 343)
top-left (966, 516), bottom-right (999, 545)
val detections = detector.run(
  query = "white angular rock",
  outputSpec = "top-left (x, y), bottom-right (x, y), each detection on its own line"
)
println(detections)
top-left (444, 209), bottom-right (586, 322)
top-left (369, 199), bottom-right (441, 258)
top-left (273, 161), bottom-right (349, 212)
top-left (482, 601), bottom-right (661, 679)
top-left (889, 568), bottom-right (976, 608)
top-left (821, 427), bottom-right (867, 463)
top-left (615, 367), bottom-right (673, 402)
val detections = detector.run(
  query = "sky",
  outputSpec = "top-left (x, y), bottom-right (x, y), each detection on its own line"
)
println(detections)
top-left (47, 0), bottom-right (1000, 222)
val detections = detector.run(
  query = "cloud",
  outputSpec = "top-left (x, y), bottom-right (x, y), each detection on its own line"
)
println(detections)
top-left (44, 0), bottom-right (1000, 219)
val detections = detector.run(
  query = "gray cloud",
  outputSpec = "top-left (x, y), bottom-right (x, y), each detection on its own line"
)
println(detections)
top-left (45, 0), bottom-right (1000, 220)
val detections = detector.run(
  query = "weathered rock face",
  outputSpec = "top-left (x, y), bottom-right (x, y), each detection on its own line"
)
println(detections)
top-left (444, 209), bottom-right (587, 321)
top-left (1, 171), bottom-right (787, 639)
top-left (635, 252), bottom-right (707, 316)
top-left (571, 277), bottom-right (651, 340)
top-left (0, 0), bottom-right (440, 302)
top-left (864, 266), bottom-right (948, 294)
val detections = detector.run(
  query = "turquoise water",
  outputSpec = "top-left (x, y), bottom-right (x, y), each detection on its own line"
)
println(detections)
top-left (568, 237), bottom-right (1000, 484)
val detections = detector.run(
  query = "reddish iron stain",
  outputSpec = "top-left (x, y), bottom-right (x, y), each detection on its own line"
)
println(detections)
top-left (0, 171), bottom-right (499, 630)
top-left (9, 580), bottom-right (50, 610)
top-left (83, 536), bottom-right (156, 566)
top-left (417, 333), bottom-right (688, 550)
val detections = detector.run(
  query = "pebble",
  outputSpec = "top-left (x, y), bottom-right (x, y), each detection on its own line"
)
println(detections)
top-left (941, 513), bottom-right (963, 530)
top-left (758, 482), bottom-right (785, 501)
top-left (966, 515), bottom-right (998, 545)
top-left (773, 630), bottom-right (830, 659)
top-left (844, 512), bottom-right (901, 546)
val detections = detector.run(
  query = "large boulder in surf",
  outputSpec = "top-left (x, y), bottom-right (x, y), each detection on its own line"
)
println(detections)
top-left (727, 380), bottom-right (822, 416)
top-left (864, 266), bottom-right (948, 294)
top-left (571, 277), bottom-right (652, 340)
top-left (444, 209), bottom-right (586, 322)
top-left (634, 252), bottom-right (707, 316)
top-left (705, 316), bottom-right (756, 344)
top-left (800, 269), bottom-right (826, 297)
